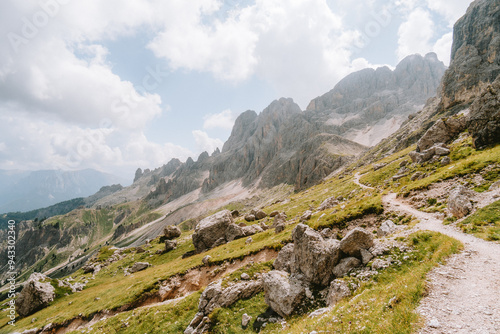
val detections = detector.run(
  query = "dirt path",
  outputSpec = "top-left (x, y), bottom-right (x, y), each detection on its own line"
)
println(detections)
top-left (383, 193), bottom-right (500, 334)
top-left (353, 172), bottom-right (375, 190)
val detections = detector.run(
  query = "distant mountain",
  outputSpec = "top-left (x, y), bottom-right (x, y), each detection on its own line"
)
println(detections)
top-left (307, 53), bottom-right (446, 146)
top-left (0, 169), bottom-right (128, 213)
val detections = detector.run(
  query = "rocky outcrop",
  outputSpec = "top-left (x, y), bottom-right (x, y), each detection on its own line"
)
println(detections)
top-left (307, 53), bottom-right (446, 147)
top-left (440, 0), bottom-right (500, 109)
top-left (339, 228), bottom-right (374, 258)
top-left (16, 273), bottom-right (55, 317)
top-left (273, 244), bottom-right (294, 272)
top-left (262, 271), bottom-right (306, 317)
top-left (185, 279), bottom-right (263, 333)
top-left (448, 185), bottom-right (473, 218)
top-left (416, 117), bottom-right (468, 152)
top-left (291, 224), bottom-right (341, 286)
top-left (468, 76), bottom-right (500, 148)
top-left (318, 196), bottom-right (339, 211)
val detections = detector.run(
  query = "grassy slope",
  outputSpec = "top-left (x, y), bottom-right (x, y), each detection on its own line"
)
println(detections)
top-left (2, 138), bottom-right (498, 333)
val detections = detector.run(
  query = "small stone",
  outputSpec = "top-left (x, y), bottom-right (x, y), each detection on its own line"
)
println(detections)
top-left (300, 210), bottom-right (313, 222)
top-left (202, 255), bottom-right (212, 265)
top-left (246, 237), bottom-right (253, 244)
top-left (241, 273), bottom-right (250, 280)
top-left (242, 313), bottom-right (252, 327)
top-left (428, 318), bottom-right (440, 328)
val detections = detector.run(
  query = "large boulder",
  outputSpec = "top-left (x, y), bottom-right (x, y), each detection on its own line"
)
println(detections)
top-left (16, 273), bottom-right (55, 317)
top-left (448, 185), bottom-right (473, 218)
top-left (242, 224), bottom-right (264, 236)
top-left (416, 117), bottom-right (468, 152)
top-left (164, 225), bottom-right (182, 240)
top-left (192, 210), bottom-right (233, 253)
top-left (225, 224), bottom-right (245, 242)
top-left (130, 262), bottom-right (150, 273)
top-left (273, 244), bottom-right (295, 272)
top-left (185, 279), bottom-right (263, 333)
top-left (468, 77), bottom-right (500, 148)
top-left (339, 227), bottom-right (374, 258)
top-left (251, 209), bottom-right (268, 220)
top-left (291, 224), bottom-right (341, 286)
top-left (262, 271), bottom-right (306, 317)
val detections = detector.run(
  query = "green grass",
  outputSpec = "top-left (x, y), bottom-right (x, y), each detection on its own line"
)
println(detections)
top-left (221, 231), bottom-right (460, 334)
top-left (458, 200), bottom-right (500, 242)
top-left (66, 292), bottom-right (201, 334)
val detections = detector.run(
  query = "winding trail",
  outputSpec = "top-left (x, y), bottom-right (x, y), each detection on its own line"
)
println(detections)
top-left (353, 172), bottom-right (375, 190)
top-left (383, 193), bottom-right (500, 334)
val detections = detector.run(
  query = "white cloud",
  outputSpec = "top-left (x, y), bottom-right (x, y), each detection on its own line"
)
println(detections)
top-left (432, 32), bottom-right (453, 66)
top-left (148, 0), bottom-right (376, 107)
top-left (192, 130), bottom-right (223, 154)
top-left (396, 8), bottom-right (435, 61)
top-left (203, 109), bottom-right (236, 130)
top-left (425, 0), bottom-right (473, 26)
top-left (0, 110), bottom-right (193, 178)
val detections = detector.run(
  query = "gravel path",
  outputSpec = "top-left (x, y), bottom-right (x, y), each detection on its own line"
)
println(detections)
top-left (383, 193), bottom-right (500, 334)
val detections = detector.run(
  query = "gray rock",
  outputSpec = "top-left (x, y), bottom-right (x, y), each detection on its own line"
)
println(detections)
top-left (318, 197), bottom-right (339, 211)
top-left (241, 273), bottom-right (250, 280)
top-left (448, 185), bottom-right (473, 218)
top-left (259, 221), bottom-right (270, 231)
top-left (428, 318), bottom-right (440, 328)
top-left (273, 244), bottom-right (295, 273)
top-left (440, 156), bottom-right (451, 166)
top-left (246, 237), bottom-right (253, 244)
top-left (242, 224), bottom-right (264, 236)
top-left (17, 273), bottom-right (55, 317)
top-left (300, 210), bottom-right (313, 222)
top-left (411, 171), bottom-right (423, 181)
top-left (269, 211), bottom-right (279, 217)
top-left (339, 227), bottom-right (374, 258)
top-left (440, 0), bottom-right (500, 110)
top-left (332, 257), bottom-right (361, 278)
top-left (291, 224), bottom-right (341, 286)
top-left (417, 118), bottom-right (468, 152)
top-left (360, 248), bottom-right (374, 265)
top-left (198, 280), bottom-right (263, 315)
top-left (165, 240), bottom-right (177, 252)
top-left (378, 220), bottom-right (397, 237)
top-left (469, 76), bottom-right (500, 148)
top-left (272, 212), bottom-right (287, 227)
top-left (320, 228), bottom-right (333, 239)
top-left (262, 271), bottom-right (306, 317)
top-left (245, 214), bottom-right (256, 222)
top-left (251, 209), bottom-right (268, 220)
top-left (192, 210), bottom-right (233, 253)
top-left (326, 279), bottom-right (351, 306)
top-left (275, 222), bottom-right (286, 234)
top-left (242, 313), bottom-right (252, 327)
top-left (129, 262), bottom-right (150, 273)
top-left (225, 223), bottom-right (245, 242)
top-left (202, 255), bottom-right (211, 266)
top-left (164, 225), bottom-right (182, 240)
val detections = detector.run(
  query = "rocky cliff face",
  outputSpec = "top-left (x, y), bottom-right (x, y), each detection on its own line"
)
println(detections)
top-left (306, 53), bottom-right (446, 147)
top-left (441, 0), bottom-right (500, 109)
top-left (202, 98), bottom-right (366, 192)
top-left (356, 0), bottom-right (500, 164)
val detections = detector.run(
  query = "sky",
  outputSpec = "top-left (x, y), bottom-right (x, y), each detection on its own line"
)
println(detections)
top-left (0, 0), bottom-right (474, 180)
